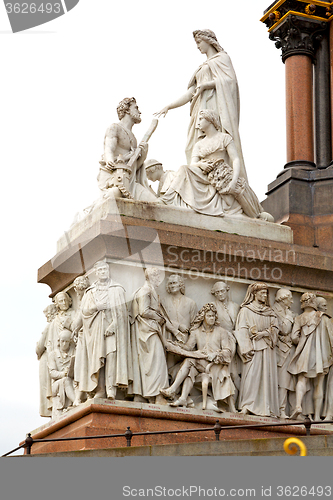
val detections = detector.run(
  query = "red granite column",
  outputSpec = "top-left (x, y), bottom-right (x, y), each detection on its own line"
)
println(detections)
top-left (330, 20), bottom-right (333, 158)
top-left (285, 55), bottom-right (314, 164)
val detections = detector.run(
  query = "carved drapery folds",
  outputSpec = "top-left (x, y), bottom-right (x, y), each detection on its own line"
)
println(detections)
top-left (37, 262), bottom-right (333, 423)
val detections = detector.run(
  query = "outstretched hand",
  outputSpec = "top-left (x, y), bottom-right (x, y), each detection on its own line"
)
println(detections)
top-left (154, 106), bottom-right (169, 118)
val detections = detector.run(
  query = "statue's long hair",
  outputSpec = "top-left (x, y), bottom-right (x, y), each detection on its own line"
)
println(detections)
top-left (190, 303), bottom-right (219, 331)
top-left (193, 29), bottom-right (223, 52)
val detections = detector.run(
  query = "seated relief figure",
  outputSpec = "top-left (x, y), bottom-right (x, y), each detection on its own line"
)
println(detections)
top-left (36, 303), bottom-right (58, 418)
top-left (159, 110), bottom-right (271, 220)
top-left (48, 329), bottom-right (76, 419)
top-left (130, 268), bottom-right (169, 404)
top-left (234, 282), bottom-right (280, 417)
top-left (73, 260), bottom-right (132, 402)
top-left (161, 303), bottom-right (236, 413)
top-left (289, 292), bottom-right (333, 421)
top-left (98, 97), bottom-right (158, 202)
top-left (272, 288), bottom-right (296, 419)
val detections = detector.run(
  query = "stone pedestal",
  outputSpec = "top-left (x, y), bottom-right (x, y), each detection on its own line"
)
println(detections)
top-left (34, 198), bottom-right (333, 455)
top-left (24, 399), bottom-right (333, 455)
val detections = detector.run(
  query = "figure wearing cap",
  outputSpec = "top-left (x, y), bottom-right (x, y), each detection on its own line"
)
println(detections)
top-left (144, 159), bottom-right (176, 197)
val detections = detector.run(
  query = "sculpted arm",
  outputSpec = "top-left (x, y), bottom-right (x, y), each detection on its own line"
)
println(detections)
top-left (104, 125), bottom-right (119, 164)
top-left (225, 141), bottom-right (241, 192)
top-left (291, 317), bottom-right (302, 344)
top-left (155, 85), bottom-right (195, 117)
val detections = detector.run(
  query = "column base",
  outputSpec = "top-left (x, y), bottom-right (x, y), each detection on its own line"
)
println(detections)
top-left (262, 167), bottom-right (333, 249)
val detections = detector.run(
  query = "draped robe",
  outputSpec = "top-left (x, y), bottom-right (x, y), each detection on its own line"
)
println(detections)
top-left (234, 303), bottom-right (279, 417)
top-left (76, 280), bottom-right (132, 393)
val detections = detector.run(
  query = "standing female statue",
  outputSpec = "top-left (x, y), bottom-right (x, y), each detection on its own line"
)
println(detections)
top-left (156, 29), bottom-right (245, 179)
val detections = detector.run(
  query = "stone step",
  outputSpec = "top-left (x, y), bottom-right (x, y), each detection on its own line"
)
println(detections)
top-left (16, 434), bottom-right (333, 457)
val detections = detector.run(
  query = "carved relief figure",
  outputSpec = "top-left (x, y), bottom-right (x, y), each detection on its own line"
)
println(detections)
top-left (161, 303), bottom-right (236, 412)
top-left (98, 97), bottom-right (157, 202)
top-left (317, 296), bottom-right (328, 313)
top-left (235, 282), bottom-right (279, 417)
top-left (272, 288), bottom-right (296, 418)
top-left (36, 303), bottom-right (58, 417)
top-left (130, 268), bottom-right (169, 404)
top-left (48, 329), bottom-right (76, 419)
top-left (156, 29), bottom-right (245, 171)
top-left (74, 261), bottom-right (132, 400)
top-left (289, 292), bottom-right (333, 421)
top-left (161, 274), bottom-right (198, 385)
top-left (211, 281), bottom-right (239, 331)
top-left (47, 292), bottom-right (75, 353)
top-left (72, 275), bottom-right (90, 406)
top-left (161, 274), bottom-right (198, 344)
top-left (160, 110), bottom-right (269, 220)
top-left (144, 159), bottom-right (176, 197)
top-left (211, 281), bottom-right (240, 405)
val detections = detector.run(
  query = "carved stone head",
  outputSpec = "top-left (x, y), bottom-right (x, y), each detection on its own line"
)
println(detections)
top-left (192, 303), bottom-right (219, 329)
top-left (145, 267), bottom-right (163, 288)
top-left (166, 274), bottom-right (185, 295)
top-left (117, 97), bottom-right (141, 124)
top-left (54, 292), bottom-right (72, 312)
top-left (94, 260), bottom-right (110, 281)
top-left (193, 29), bottom-right (223, 52)
top-left (316, 296), bottom-right (328, 313)
top-left (211, 281), bottom-right (229, 302)
top-left (241, 282), bottom-right (270, 308)
top-left (300, 292), bottom-right (317, 311)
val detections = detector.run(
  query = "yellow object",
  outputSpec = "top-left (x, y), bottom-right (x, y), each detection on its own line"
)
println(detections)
top-left (284, 438), bottom-right (307, 456)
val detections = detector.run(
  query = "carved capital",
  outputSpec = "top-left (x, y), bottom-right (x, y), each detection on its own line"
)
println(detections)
top-left (269, 16), bottom-right (327, 62)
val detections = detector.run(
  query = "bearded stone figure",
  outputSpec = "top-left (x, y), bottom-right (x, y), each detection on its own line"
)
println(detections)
top-left (98, 97), bottom-right (157, 202)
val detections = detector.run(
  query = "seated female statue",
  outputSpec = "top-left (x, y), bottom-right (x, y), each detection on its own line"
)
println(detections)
top-left (160, 109), bottom-right (272, 221)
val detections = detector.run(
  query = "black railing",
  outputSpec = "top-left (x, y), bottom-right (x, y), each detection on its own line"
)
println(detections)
top-left (2, 417), bottom-right (333, 457)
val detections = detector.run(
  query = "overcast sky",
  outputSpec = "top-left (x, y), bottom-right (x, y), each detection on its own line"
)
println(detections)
top-left (0, 0), bottom-right (286, 455)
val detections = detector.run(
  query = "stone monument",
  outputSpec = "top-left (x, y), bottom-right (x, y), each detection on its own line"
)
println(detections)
top-left (30, 23), bottom-right (333, 455)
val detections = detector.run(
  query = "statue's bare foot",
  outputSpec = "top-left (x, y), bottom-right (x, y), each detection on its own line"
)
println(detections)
top-left (73, 398), bottom-right (81, 407)
top-left (170, 398), bottom-right (187, 407)
top-left (290, 406), bottom-right (302, 420)
top-left (240, 407), bottom-right (250, 415)
top-left (160, 388), bottom-right (175, 400)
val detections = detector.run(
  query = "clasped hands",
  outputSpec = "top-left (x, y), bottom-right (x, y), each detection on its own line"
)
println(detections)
top-left (250, 325), bottom-right (271, 341)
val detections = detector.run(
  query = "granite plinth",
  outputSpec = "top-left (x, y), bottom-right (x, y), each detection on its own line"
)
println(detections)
top-left (262, 167), bottom-right (333, 249)
top-left (23, 400), bottom-right (333, 455)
